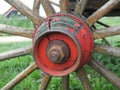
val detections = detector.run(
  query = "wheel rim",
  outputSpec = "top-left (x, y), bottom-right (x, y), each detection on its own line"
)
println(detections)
top-left (0, 0), bottom-right (120, 90)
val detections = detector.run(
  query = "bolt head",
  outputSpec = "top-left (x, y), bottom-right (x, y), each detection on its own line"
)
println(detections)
top-left (47, 45), bottom-right (65, 63)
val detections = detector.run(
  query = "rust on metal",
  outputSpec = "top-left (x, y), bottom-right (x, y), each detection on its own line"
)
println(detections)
top-left (47, 40), bottom-right (70, 64)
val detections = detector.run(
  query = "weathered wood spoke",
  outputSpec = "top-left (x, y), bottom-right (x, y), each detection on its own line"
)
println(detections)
top-left (1, 62), bottom-right (37, 90)
top-left (62, 75), bottom-right (69, 90)
top-left (87, 0), bottom-right (120, 26)
top-left (76, 68), bottom-right (92, 90)
top-left (94, 43), bottom-right (120, 58)
top-left (94, 25), bottom-right (120, 39)
top-left (0, 24), bottom-right (33, 39)
top-left (5, 0), bottom-right (43, 25)
top-left (74, 0), bottom-right (88, 15)
top-left (33, 0), bottom-right (41, 15)
top-left (0, 46), bottom-right (32, 61)
top-left (101, 38), bottom-right (111, 46)
top-left (60, 0), bottom-right (69, 13)
top-left (49, 0), bottom-right (59, 7)
top-left (1, 0), bottom-right (120, 90)
top-left (92, 25), bottom-right (111, 46)
top-left (41, 0), bottom-right (55, 17)
top-left (88, 59), bottom-right (120, 89)
top-left (39, 74), bottom-right (52, 90)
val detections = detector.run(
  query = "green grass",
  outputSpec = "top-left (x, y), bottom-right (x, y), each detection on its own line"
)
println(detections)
top-left (0, 15), bottom-right (33, 28)
top-left (0, 15), bottom-right (34, 36)
top-left (0, 42), bottom-right (41, 90)
top-left (0, 15), bottom-right (120, 90)
top-left (100, 17), bottom-right (120, 26)
top-left (95, 17), bottom-right (120, 29)
top-left (0, 41), bottom-right (31, 53)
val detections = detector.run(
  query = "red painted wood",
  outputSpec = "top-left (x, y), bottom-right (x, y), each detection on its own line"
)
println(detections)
top-left (33, 13), bottom-right (94, 76)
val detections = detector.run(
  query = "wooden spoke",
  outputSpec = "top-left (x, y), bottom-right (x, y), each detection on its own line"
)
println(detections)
top-left (92, 24), bottom-right (111, 46)
top-left (60, 0), bottom-right (69, 13)
top-left (86, 0), bottom-right (120, 26)
top-left (96, 21), bottom-right (110, 27)
top-left (62, 75), bottom-right (69, 90)
top-left (5, 0), bottom-right (43, 25)
top-left (0, 46), bottom-right (32, 61)
top-left (1, 62), bottom-right (37, 90)
top-left (41, 0), bottom-right (55, 17)
top-left (33, 0), bottom-right (41, 14)
top-left (76, 68), bottom-right (92, 90)
top-left (39, 74), bottom-right (52, 90)
top-left (88, 59), bottom-right (120, 89)
top-left (74, 0), bottom-right (88, 15)
top-left (94, 25), bottom-right (120, 39)
top-left (49, 0), bottom-right (59, 7)
top-left (94, 44), bottom-right (120, 58)
top-left (0, 24), bottom-right (33, 39)
top-left (101, 38), bottom-right (111, 46)
top-left (1, 0), bottom-right (120, 90)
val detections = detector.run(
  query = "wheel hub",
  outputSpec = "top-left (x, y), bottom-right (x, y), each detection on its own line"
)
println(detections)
top-left (47, 40), bottom-right (70, 64)
top-left (33, 13), bottom-right (94, 76)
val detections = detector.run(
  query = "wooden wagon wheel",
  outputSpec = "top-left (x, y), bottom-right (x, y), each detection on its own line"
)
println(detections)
top-left (0, 0), bottom-right (120, 90)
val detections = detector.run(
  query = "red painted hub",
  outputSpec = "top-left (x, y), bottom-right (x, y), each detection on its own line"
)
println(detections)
top-left (33, 13), bottom-right (94, 76)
